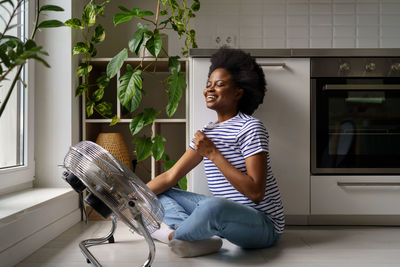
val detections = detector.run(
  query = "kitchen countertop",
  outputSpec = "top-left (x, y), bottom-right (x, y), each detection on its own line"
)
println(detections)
top-left (190, 48), bottom-right (400, 58)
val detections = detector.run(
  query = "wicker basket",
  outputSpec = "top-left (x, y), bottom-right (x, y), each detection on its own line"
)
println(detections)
top-left (95, 132), bottom-right (131, 168)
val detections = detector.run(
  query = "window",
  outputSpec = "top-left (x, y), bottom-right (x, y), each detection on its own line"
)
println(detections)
top-left (0, 0), bottom-right (34, 194)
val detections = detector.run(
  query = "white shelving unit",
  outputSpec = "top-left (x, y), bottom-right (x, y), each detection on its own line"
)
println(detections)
top-left (81, 58), bottom-right (189, 181)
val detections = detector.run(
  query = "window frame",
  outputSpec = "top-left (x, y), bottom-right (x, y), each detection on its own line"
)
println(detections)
top-left (0, 0), bottom-right (35, 195)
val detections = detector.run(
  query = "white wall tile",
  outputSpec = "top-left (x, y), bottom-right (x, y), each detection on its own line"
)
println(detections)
top-left (189, 0), bottom-right (400, 49)
top-left (287, 38), bottom-right (309, 48)
top-left (263, 15), bottom-right (286, 26)
top-left (357, 25), bottom-right (379, 37)
top-left (310, 26), bottom-right (333, 37)
top-left (263, 38), bottom-right (286, 48)
top-left (287, 3), bottom-right (309, 15)
top-left (334, 26), bottom-right (356, 37)
top-left (357, 14), bottom-right (379, 25)
top-left (333, 38), bottom-right (356, 48)
top-left (264, 26), bottom-right (286, 38)
top-left (239, 37), bottom-right (262, 48)
top-left (334, 15), bottom-right (356, 25)
top-left (310, 38), bottom-right (333, 48)
top-left (380, 26), bottom-right (400, 37)
top-left (381, 15), bottom-right (400, 25)
top-left (240, 2), bottom-right (264, 15)
top-left (356, 38), bottom-right (379, 47)
top-left (287, 26), bottom-right (309, 38)
top-left (287, 15), bottom-right (309, 25)
top-left (310, 3), bottom-right (332, 14)
top-left (334, 4), bottom-right (356, 14)
top-left (310, 15), bottom-right (333, 25)
top-left (356, 3), bottom-right (379, 13)
top-left (381, 3), bottom-right (400, 14)
top-left (264, 3), bottom-right (286, 15)
top-left (380, 38), bottom-right (400, 48)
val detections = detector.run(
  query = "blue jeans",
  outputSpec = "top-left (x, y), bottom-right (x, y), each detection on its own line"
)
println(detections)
top-left (158, 188), bottom-right (280, 249)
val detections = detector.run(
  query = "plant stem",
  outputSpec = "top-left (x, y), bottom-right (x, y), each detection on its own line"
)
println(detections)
top-left (0, 0), bottom-right (23, 42)
top-left (155, 0), bottom-right (160, 26)
top-left (0, 65), bottom-right (23, 117)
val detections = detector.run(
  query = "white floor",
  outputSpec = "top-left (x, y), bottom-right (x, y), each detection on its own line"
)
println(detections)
top-left (16, 221), bottom-right (400, 267)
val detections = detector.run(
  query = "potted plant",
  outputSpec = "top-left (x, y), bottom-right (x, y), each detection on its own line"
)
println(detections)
top-left (66, 0), bottom-right (200, 189)
top-left (0, 0), bottom-right (65, 117)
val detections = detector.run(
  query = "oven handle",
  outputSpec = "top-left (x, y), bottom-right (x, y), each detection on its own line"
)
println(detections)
top-left (323, 84), bottom-right (400, 90)
top-left (259, 63), bottom-right (286, 68)
top-left (337, 182), bottom-right (400, 187)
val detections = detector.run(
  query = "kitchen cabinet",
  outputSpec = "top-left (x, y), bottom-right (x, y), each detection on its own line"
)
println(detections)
top-left (82, 58), bottom-right (189, 182)
top-left (189, 58), bottom-right (311, 216)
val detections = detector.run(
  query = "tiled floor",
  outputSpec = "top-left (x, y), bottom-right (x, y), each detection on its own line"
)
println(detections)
top-left (17, 221), bottom-right (400, 267)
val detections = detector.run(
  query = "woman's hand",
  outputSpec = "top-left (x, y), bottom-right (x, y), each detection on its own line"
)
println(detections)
top-left (193, 130), bottom-right (218, 159)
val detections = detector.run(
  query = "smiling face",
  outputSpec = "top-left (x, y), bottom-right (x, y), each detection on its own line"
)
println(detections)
top-left (203, 68), bottom-right (243, 119)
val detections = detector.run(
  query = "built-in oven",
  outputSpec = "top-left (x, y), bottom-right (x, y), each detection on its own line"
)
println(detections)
top-left (311, 57), bottom-right (400, 174)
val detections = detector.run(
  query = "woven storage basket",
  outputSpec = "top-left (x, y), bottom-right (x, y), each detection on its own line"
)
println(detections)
top-left (95, 132), bottom-right (131, 168)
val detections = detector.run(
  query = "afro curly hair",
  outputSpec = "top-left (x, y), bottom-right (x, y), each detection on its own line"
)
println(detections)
top-left (208, 48), bottom-right (266, 115)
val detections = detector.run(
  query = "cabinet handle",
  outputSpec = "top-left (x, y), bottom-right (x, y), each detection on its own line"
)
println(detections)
top-left (259, 63), bottom-right (286, 68)
top-left (323, 84), bottom-right (400, 90)
top-left (337, 182), bottom-right (400, 187)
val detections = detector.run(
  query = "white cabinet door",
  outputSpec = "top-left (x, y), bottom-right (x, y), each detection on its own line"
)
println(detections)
top-left (189, 58), bottom-right (311, 216)
top-left (254, 58), bottom-right (310, 215)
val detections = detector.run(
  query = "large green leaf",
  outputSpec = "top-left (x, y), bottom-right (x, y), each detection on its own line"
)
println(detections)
top-left (92, 87), bottom-right (104, 101)
top-left (129, 108), bottom-right (157, 136)
top-left (72, 42), bottom-right (89, 55)
top-left (106, 48), bottom-right (127, 78)
top-left (145, 30), bottom-right (162, 58)
top-left (77, 63), bottom-right (92, 77)
top-left (39, 5), bottom-right (64, 12)
top-left (133, 136), bottom-right (153, 161)
top-left (128, 23), bottom-right (152, 55)
top-left (152, 135), bottom-right (166, 161)
top-left (113, 13), bottom-right (134, 25)
top-left (37, 20), bottom-right (64, 28)
top-left (118, 67), bottom-right (142, 112)
top-left (75, 83), bottom-right (88, 97)
top-left (96, 101), bottom-right (112, 116)
top-left (168, 56), bottom-right (181, 73)
top-left (86, 101), bottom-right (95, 117)
top-left (166, 71), bottom-right (185, 117)
top-left (82, 2), bottom-right (96, 26)
top-left (64, 18), bottom-right (84, 29)
top-left (91, 24), bottom-right (105, 44)
top-left (191, 0), bottom-right (200, 11)
top-left (129, 113), bottom-right (145, 136)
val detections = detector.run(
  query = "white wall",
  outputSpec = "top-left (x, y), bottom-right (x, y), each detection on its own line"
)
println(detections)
top-left (96, 0), bottom-right (400, 58)
top-left (193, 0), bottom-right (400, 49)
top-left (34, 0), bottom-right (80, 187)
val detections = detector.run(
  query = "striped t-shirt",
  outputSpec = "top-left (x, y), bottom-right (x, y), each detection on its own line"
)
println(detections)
top-left (190, 112), bottom-right (285, 234)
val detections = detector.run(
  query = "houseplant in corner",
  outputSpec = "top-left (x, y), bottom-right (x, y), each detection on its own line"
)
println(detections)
top-left (0, 0), bottom-right (64, 117)
top-left (66, 0), bottom-right (200, 190)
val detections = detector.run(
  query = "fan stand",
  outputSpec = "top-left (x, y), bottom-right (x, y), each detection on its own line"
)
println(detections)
top-left (80, 214), bottom-right (117, 267)
top-left (79, 213), bottom-right (156, 267)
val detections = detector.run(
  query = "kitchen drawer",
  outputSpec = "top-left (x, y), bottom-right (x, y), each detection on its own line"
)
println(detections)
top-left (311, 176), bottom-right (400, 215)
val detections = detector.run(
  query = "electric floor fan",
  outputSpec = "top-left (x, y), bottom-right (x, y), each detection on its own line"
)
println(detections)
top-left (62, 141), bottom-right (164, 267)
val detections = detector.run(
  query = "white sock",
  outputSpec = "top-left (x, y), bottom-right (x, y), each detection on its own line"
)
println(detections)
top-left (168, 236), bottom-right (223, 258)
top-left (151, 223), bottom-right (174, 244)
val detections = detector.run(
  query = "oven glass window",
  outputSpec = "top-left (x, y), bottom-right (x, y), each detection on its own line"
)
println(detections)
top-left (315, 78), bottom-right (400, 171)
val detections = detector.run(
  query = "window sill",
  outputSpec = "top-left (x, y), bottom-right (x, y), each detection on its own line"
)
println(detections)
top-left (0, 187), bottom-right (74, 223)
top-left (0, 187), bottom-right (81, 266)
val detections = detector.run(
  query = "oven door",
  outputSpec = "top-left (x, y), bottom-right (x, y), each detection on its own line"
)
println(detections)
top-left (311, 78), bottom-right (400, 174)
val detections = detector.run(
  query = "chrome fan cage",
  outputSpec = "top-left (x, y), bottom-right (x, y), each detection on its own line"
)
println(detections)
top-left (62, 141), bottom-right (164, 267)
